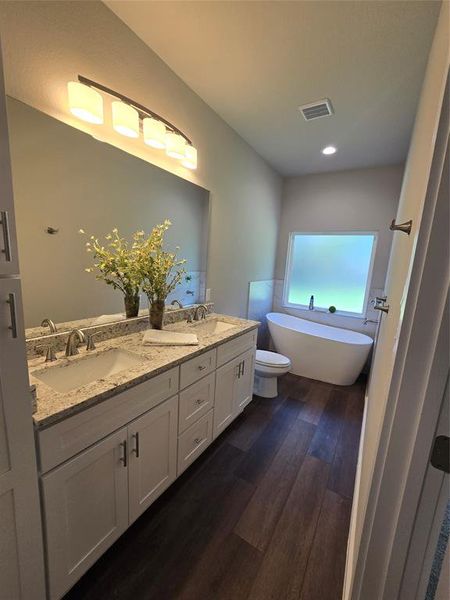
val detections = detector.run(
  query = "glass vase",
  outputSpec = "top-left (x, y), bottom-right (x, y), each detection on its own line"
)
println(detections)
top-left (124, 292), bottom-right (140, 319)
top-left (149, 299), bottom-right (165, 330)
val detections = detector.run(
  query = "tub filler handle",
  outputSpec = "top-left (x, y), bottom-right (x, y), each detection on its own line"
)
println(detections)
top-left (373, 297), bottom-right (390, 314)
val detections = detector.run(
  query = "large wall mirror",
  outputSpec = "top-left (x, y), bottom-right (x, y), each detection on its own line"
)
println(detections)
top-left (6, 98), bottom-right (210, 334)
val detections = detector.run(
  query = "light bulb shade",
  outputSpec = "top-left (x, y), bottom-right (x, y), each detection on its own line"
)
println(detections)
top-left (182, 145), bottom-right (198, 169)
top-left (143, 118), bottom-right (166, 149)
top-left (165, 132), bottom-right (186, 159)
top-left (112, 101), bottom-right (139, 138)
top-left (67, 81), bottom-right (103, 124)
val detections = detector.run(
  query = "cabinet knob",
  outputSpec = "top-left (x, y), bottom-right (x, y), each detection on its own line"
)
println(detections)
top-left (198, 364), bottom-right (207, 371)
top-left (194, 437), bottom-right (202, 445)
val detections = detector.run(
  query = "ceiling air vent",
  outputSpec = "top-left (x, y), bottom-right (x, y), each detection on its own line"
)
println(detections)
top-left (298, 98), bottom-right (334, 122)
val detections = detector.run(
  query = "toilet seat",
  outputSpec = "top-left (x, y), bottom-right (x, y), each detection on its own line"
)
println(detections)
top-left (255, 350), bottom-right (291, 369)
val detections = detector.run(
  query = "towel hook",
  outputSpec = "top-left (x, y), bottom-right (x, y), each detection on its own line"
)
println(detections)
top-left (390, 219), bottom-right (412, 235)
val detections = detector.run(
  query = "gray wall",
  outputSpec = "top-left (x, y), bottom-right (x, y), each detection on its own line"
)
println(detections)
top-left (0, 1), bottom-right (282, 319)
top-left (274, 165), bottom-right (404, 334)
top-left (7, 98), bottom-right (209, 327)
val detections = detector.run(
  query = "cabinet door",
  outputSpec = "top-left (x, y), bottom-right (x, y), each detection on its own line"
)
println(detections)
top-left (128, 395), bottom-right (178, 524)
top-left (0, 277), bottom-right (46, 598)
top-left (0, 50), bottom-right (19, 276)
top-left (235, 348), bottom-right (256, 414)
top-left (42, 427), bottom-right (129, 600)
top-left (213, 356), bottom-right (241, 439)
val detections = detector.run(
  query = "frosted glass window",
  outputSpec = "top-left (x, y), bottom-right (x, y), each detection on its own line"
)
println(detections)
top-left (284, 233), bottom-right (376, 315)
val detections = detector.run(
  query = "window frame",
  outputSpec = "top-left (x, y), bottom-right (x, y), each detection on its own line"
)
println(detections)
top-left (282, 231), bottom-right (378, 318)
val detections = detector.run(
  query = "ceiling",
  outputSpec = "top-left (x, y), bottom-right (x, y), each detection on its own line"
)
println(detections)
top-left (105, 1), bottom-right (440, 176)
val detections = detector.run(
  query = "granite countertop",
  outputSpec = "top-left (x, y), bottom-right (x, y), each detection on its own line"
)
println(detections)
top-left (30, 314), bottom-right (259, 430)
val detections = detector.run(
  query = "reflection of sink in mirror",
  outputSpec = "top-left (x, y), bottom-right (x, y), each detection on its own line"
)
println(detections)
top-left (192, 320), bottom-right (235, 335)
top-left (33, 349), bottom-right (144, 393)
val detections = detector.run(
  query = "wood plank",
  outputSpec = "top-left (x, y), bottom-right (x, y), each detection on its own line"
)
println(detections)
top-left (236, 394), bottom-right (304, 485)
top-left (247, 455), bottom-right (329, 600)
top-left (299, 382), bottom-right (332, 425)
top-left (308, 388), bottom-right (348, 463)
top-left (299, 490), bottom-right (352, 600)
top-left (138, 474), bottom-right (254, 600)
top-left (226, 393), bottom-right (286, 452)
top-left (235, 417), bottom-right (316, 551)
top-left (328, 388), bottom-right (365, 498)
top-left (178, 532), bottom-right (261, 600)
top-left (278, 372), bottom-right (310, 402)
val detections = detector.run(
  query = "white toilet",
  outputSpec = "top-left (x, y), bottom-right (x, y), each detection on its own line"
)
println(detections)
top-left (253, 350), bottom-right (291, 398)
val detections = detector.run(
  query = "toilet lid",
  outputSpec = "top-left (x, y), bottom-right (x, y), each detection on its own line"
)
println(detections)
top-left (256, 350), bottom-right (291, 368)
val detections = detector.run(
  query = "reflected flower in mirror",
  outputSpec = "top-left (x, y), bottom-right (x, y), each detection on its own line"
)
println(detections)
top-left (79, 227), bottom-right (142, 318)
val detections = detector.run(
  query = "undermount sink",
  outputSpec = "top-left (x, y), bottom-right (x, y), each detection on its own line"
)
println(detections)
top-left (33, 348), bottom-right (144, 393)
top-left (192, 319), bottom-right (236, 335)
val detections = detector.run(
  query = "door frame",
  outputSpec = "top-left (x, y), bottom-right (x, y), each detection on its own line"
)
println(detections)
top-left (351, 75), bottom-right (449, 599)
top-left (403, 374), bottom-right (449, 600)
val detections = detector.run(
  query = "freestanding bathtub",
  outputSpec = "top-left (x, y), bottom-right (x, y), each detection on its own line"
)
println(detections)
top-left (267, 312), bottom-right (373, 386)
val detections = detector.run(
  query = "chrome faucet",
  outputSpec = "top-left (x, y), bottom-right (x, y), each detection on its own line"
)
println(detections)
top-left (171, 299), bottom-right (183, 309)
top-left (65, 329), bottom-right (86, 357)
top-left (38, 343), bottom-right (58, 362)
top-left (193, 304), bottom-right (208, 321)
top-left (41, 317), bottom-right (57, 334)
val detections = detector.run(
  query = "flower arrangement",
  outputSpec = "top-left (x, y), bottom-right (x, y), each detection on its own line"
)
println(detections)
top-left (80, 228), bottom-right (144, 317)
top-left (80, 221), bottom-right (186, 327)
top-left (136, 220), bottom-right (187, 329)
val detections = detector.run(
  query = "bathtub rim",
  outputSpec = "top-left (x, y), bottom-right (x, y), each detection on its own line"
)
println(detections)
top-left (267, 311), bottom-right (373, 347)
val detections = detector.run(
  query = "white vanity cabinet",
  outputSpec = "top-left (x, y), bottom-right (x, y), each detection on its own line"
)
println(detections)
top-left (213, 346), bottom-right (255, 439)
top-left (37, 326), bottom-right (257, 599)
top-left (128, 395), bottom-right (178, 524)
top-left (41, 395), bottom-right (178, 599)
top-left (41, 427), bottom-right (129, 600)
top-left (235, 348), bottom-right (255, 413)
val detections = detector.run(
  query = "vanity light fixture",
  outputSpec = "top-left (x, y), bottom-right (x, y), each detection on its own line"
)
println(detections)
top-left (67, 76), bottom-right (197, 168)
top-left (112, 101), bottom-right (139, 138)
top-left (322, 145), bottom-right (337, 155)
top-left (166, 132), bottom-right (187, 159)
top-left (182, 145), bottom-right (198, 170)
top-left (143, 117), bottom-right (166, 149)
top-left (67, 81), bottom-right (104, 125)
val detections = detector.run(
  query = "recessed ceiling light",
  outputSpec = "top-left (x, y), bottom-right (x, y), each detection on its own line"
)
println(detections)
top-left (322, 145), bottom-right (337, 155)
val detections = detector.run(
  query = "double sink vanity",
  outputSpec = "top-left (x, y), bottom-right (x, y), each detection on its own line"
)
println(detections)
top-left (29, 310), bottom-right (258, 600)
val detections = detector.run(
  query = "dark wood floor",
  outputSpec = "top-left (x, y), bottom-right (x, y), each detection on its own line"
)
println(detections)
top-left (65, 372), bottom-right (365, 600)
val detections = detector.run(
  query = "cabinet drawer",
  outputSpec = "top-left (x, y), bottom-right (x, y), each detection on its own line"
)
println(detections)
top-left (177, 410), bottom-right (213, 475)
top-left (217, 330), bottom-right (257, 367)
top-left (178, 373), bottom-right (215, 434)
top-left (180, 348), bottom-right (216, 389)
top-left (38, 366), bottom-right (179, 473)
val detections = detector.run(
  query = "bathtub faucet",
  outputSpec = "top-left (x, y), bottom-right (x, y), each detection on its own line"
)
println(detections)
top-left (364, 318), bottom-right (378, 325)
